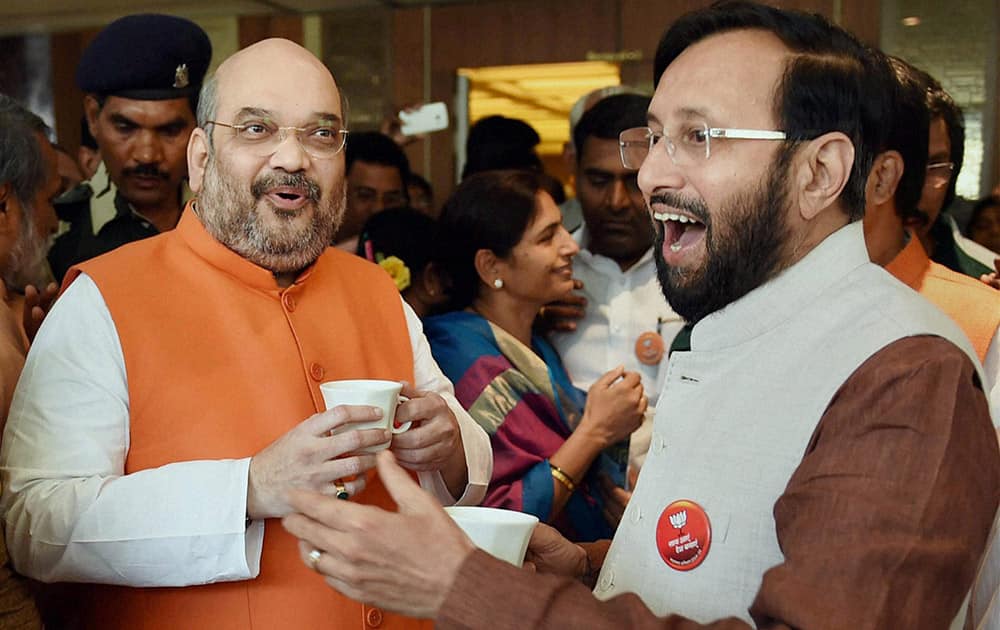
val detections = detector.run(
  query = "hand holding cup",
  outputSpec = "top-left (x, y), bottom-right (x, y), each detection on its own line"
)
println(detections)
top-left (246, 405), bottom-right (391, 520)
top-left (320, 379), bottom-right (413, 452)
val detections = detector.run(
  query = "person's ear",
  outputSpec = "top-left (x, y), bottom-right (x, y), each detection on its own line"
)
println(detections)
top-left (419, 261), bottom-right (448, 301)
top-left (473, 248), bottom-right (501, 288)
top-left (0, 183), bottom-right (15, 234)
top-left (187, 127), bottom-right (210, 193)
top-left (562, 141), bottom-right (577, 175)
top-left (865, 151), bottom-right (904, 209)
top-left (83, 95), bottom-right (102, 142)
top-left (794, 131), bottom-right (854, 221)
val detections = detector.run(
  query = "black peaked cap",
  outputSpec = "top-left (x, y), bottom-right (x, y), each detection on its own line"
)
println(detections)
top-left (76, 14), bottom-right (212, 101)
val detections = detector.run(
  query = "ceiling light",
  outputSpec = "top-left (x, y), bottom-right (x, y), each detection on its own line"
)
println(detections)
top-left (902, 16), bottom-right (921, 26)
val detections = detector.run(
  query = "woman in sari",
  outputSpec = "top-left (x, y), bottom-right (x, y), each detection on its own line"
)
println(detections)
top-left (424, 170), bottom-right (646, 542)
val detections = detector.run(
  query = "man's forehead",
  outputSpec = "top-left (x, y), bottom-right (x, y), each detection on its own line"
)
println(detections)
top-left (35, 136), bottom-right (62, 194)
top-left (349, 161), bottom-right (404, 188)
top-left (215, 39), bottom-right (341, 121)
top-left (102, 96), bottom-right (195, 122)
top-left (579, 135), bottom-right (629, 169)
top-left (650, 29), bottom-right (788, 126)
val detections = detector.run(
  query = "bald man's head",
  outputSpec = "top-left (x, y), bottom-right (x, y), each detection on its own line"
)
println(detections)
top-left (187, 38), bottom-right (348, 280)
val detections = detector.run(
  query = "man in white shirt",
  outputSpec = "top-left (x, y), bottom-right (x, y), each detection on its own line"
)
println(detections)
top-left (0, 38), bottom-right (490, 630)
top-left (550, 94), bottom-right (685, 476)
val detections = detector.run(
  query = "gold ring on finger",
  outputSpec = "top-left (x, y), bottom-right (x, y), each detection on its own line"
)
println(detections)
top-left (335, 482), bottom-right (349, 500)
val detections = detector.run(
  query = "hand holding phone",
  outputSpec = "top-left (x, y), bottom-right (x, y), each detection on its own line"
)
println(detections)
top-left (399, 102), bottom-right (449, 136)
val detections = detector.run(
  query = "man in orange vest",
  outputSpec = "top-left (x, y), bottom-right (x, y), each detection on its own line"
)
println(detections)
top-left (0, 37), bottom-right (491, 630)
top-left (863, 55), bottom-right (999, 413)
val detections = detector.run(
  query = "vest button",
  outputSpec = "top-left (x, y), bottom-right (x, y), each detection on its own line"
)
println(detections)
top-left (310, 363), bottom-right (325, 381)
top-left (282, 293), bottom-right (296, 312)
top-left (365, 607), bottom-right (384, 627)
top-left (651, 432), bottom-right (666, 454)
top-left (597, 568), bottom-right (615, 592)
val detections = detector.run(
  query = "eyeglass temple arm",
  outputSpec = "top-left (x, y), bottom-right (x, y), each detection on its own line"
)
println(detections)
top-left (710, 128), bottom-right (786, 140)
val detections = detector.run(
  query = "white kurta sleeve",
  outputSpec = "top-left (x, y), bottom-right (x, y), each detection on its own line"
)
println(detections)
top-left (984, 328), bottom-right (999, 423)
top-left (402, 298), bottom-right (491, 506)
top-left (0, 274), bottom-right (263, 586)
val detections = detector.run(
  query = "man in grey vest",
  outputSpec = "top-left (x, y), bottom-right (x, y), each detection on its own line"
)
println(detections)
top-left (280, 3), bottom-right (998, 628)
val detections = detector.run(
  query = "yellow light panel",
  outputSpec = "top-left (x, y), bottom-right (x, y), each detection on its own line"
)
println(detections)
top-left (460, 61), bottom-right (622, 154)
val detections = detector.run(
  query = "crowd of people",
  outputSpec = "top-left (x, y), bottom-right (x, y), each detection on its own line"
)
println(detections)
top-left (0, 1), bottom-right (997, 628)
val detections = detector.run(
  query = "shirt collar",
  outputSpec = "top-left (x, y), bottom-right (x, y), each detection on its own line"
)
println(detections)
top-left (884, 234), bottom-right (930, 289)
top-left (691, 221), bottom-right (870, 350)
top-left (88, 161), bottom-right (193, 235)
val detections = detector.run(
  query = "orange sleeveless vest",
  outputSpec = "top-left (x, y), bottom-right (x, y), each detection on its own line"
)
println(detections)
top-left (886, 237), bottom-right (1000, 362)
top-left (65, 210), bottom-right (430, 630)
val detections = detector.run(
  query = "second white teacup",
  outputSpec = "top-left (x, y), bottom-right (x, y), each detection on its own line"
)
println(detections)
top-left (444, 506), bottom-right (539, 567)
top-left (320, 379), bottom-right (411, 452)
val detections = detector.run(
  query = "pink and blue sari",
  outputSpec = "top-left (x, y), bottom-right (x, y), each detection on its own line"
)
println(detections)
top-left (425, 310), bottom-right (623, 542)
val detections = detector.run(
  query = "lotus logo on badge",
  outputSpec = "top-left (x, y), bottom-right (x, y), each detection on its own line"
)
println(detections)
top-left (668, 510), bottom-right (687, 530)
top-left (656, 499), bottom-right (711, 572)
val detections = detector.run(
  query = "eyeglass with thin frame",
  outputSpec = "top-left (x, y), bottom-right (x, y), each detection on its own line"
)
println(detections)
top-left (619, 122), bottom-right (787, 169)
top-left (206, 119), bottom-right (349, 159)
top-left (925, 161), bottom-right (955, 188)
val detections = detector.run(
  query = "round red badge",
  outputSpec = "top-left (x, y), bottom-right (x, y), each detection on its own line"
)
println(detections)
top-left (635, 331), bottom-right (665, 366)
top-left (655, 499), bottom-right (711, 571)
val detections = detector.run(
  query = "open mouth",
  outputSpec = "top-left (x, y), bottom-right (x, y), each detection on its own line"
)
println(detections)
top-left (265, 186), bottom-right (311, 210)
top-left (653, 210), bottom-right (707, 257)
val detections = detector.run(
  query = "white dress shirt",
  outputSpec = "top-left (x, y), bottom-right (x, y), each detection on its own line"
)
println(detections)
top-left (551, 225), bottom-right (684, 407)
top-left (550, 226), bottom-right (685, 473)
top-left (0, 274), bottom-right (491, 586)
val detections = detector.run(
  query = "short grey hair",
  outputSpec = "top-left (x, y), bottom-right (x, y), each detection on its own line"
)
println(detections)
top-left (0, 94), bottom-right (49, 208)
top-left (196, 74), bottom-right (218, 129)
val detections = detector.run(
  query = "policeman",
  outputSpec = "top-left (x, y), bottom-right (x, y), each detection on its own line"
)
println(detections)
top-left (48, 14), bottom-right (211, 281)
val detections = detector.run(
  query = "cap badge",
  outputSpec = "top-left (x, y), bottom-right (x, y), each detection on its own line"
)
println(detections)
top-left (173, 64), bottom-right (189, 89)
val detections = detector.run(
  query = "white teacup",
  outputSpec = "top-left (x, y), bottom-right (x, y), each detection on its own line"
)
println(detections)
top-left (444, 506), bottom-right (539, 567)
top-left (320, 379), bottom-right (411, 452)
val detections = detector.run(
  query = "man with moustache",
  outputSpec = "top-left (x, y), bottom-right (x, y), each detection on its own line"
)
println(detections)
top-left (906, 69), bottom-right (998, 279)
top-left (280, 3), bottom-right (998, 629)
top-left (47, 14), bottom-right (211, 281)
top-left (550, 94), bottom-right (684, 483)
top-left (0, 38), bottom-right (490, 630)
top-left (334, 131), bottom-right (411, 252)
top-left (0, 98), bottom-right (62, 346)
top-left (0, 94), bottom-right (65, 630)
top-left (864, 56), bottom-right (1000, 414)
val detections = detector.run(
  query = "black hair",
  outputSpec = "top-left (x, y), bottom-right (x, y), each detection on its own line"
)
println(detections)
top-left (356, 207), bottom-right (439, 291)
top-left (345, 131), bottom-right (411, 182)
top-left (653, 0), bottom-right (891, 220)
top-left (437, 169), bottom-right (545, 310)
top-left (969, 195), bottom-right (1000, 233)
top-left (462, 115), bottom-right (542, 180)
top-left (572, 93), bottom-right (651, 162)
top-left (0, 94), bottom-right (49, 208)
top-left (539, 172), bottom-right (567, 205)
top-left (406, 172), bottom-right (432, 198)
top-left (883, 56), bottom-right (930, 221)
top-left (80, 115), bottom-right (98, 150)
top-left (912, 67), bottom-right (965, 212)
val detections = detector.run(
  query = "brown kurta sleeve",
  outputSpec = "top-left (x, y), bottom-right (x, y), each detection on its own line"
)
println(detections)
top-left (435, 336), bottom-right (999, 630)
